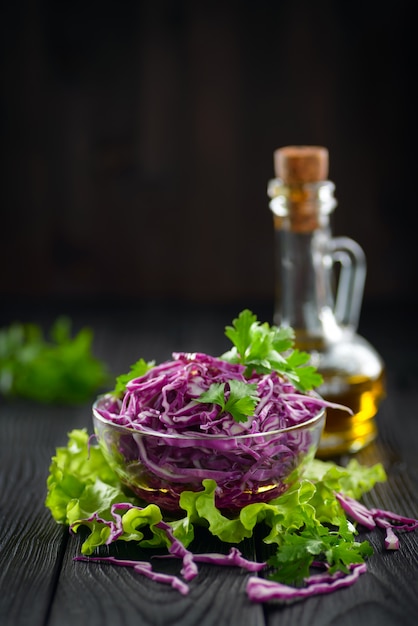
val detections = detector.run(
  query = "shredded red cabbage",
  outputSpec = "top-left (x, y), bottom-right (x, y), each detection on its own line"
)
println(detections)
top-left (154, 547), bottom-right (267, 572)
top-left (246, 563), bottom-right (367, 603)
top-left (74, 555), bottom-right (190, 595)
top-left (98, 353), bottom-right (328, 434)
top-left (94, 352), bottom-right (330, 511)
top-left (336, 492), bottom-right (418, 550)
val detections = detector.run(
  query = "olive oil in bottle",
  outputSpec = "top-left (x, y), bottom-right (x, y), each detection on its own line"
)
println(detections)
top-left (268, 146), bottom-right (385, 457)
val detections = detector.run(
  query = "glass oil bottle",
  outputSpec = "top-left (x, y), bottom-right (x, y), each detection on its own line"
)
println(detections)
top-left (268, 145), bottom-right (385, 457)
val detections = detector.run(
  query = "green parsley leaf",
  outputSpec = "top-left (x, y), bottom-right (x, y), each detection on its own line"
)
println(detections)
top-left (196, 379), bottom-right (259, 423)
top-left (224, 308), bottom-right (258, 359)
top-left (0, 317), bottom-right (109, 404)
top-left (112, 358), bottom-right (155, 397)
top-left (222, 309), bottom-right (323, 391)
top-left (196, 382), bottom-right (226, 408)
top-left (267, 527), bottom-right (327, 584)
top-left (266, 521), bottom-right (372, 586)
top-left (225, 380), bottom-right (259, 422)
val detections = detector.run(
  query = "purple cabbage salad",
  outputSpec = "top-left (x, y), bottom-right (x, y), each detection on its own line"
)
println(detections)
top-left (46, 310), bottom-right (418, 605)
top-left (93, 309), bottom-right (348, 510)
top-left (96, 351), bottom-right (328, 436)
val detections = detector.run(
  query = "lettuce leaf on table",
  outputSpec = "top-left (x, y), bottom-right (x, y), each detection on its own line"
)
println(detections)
top-left (45, 428), bottom-right (387, 586)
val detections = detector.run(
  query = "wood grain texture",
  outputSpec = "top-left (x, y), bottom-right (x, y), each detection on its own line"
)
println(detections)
top-left (48, 535), bottom-right (266, 626)
top-left (0, 403), bottom-right (70, 626)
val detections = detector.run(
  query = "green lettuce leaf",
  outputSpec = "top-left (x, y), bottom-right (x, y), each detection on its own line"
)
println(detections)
top-left (45, 429), bottom-right (123, 523)
top-left (45, 429), bottom-right (387, 585)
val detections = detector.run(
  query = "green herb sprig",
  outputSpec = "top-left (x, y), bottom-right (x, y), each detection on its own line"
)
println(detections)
top-left (0, 317), bottom-right (109, 404)
top-left (221, 309), bottom-right (323, 391)
top-left (111, 358), bottom-right (155, 397)
top-left (196, 379), bottom-right (259, 423)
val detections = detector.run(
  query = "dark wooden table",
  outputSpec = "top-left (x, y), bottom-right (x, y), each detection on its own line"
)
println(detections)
top-left (1, 298), bottom-right (417, 626)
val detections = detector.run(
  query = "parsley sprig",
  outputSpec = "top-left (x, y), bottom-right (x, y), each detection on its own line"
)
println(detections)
top-left (196, 380), bottom-right (259, 423)
top-left (112, 358), bottom-right (154, 397)
top-left (221, 309), bottom-right (323, 391)
top-left (0, 317), bottom-right (109, 404)
top-left (267, 518), bottom-right (372, 586)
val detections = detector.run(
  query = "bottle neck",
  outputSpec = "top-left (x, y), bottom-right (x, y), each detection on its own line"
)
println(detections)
top-left (268, 178), bottom-right (337, 232)
top-left (269, 178), bottom-right (342, 344)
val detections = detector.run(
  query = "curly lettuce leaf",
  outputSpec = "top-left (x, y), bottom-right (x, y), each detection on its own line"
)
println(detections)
top-left (45, 429), bottom-right (123, 523)
top-left (45, 429), bottom-right (387, 585)
top-left (304, 458), bottom-right (387, 500)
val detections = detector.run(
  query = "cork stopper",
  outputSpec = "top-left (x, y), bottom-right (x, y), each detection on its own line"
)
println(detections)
top-left (274, 145), bottom-right (329, 183)
top-left (270, 146), bottom-right (332, 232)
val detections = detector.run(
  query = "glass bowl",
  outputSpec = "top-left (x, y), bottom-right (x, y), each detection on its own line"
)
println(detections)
top-left (92, 395), bottom-right (326, 514)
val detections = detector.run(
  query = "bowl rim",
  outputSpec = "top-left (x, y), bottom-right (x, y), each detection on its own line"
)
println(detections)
top-left (92, 394), bottom-right (326, 441)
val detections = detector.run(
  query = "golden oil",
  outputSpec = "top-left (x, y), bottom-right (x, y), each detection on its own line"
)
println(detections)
top-left (315, 369), bottom-right (386, 457)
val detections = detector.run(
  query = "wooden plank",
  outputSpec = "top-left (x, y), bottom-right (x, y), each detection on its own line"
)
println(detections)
top-left (48, 532), bottom-right (266, 626)
top-left (0, 402), bottom-right (82, 626)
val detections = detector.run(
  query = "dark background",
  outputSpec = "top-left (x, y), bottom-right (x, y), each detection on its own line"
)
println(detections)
top-left (1, 0), bottom-right (416, 312)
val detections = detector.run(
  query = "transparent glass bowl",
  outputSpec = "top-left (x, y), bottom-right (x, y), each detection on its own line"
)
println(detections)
top-left (93, 397), bottom-right (326, 514)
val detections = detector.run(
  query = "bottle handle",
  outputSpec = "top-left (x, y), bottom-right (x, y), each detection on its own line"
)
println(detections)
top-left (328, 236), bottom-right (366, 331)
